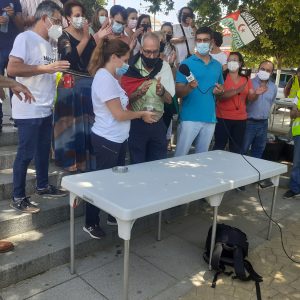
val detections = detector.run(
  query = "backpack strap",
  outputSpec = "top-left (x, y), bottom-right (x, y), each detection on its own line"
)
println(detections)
top-left (211, 242), bottom-right (224, 271)
top-left (233, 246), bottom-right (248, 280)
top-left (244, 260), bottom-right (263, 300)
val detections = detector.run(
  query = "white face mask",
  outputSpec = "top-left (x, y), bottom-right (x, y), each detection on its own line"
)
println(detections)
top-left (72, 16), bottom-right (85, 29)
top-left (227, 61), bottom-right (240, 72)
top-left (99, 16), bottom-right (107, 25)
top-left (257, 70), bottom-right (270, 81)
top-left (47, 18), bottom-right (62, 40)
top-left (128, 19), bottom-right (137, 29)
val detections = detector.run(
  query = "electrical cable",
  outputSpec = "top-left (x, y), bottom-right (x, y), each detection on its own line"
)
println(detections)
top-left (217, 99), bottom-right (300, 264)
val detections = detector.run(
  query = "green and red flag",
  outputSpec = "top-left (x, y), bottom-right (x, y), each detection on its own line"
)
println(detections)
top-left (221, 10), bottom-right (263, 49)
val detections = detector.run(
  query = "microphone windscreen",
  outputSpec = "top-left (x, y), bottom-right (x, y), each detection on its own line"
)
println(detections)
top-left (179, 64), bottom-right (191, 77)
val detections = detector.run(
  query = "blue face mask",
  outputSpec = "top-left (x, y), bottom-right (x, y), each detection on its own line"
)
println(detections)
top-left (98, 16), bottom-right (107, 25)
top-left (112, 21), bottom-right (124, 34)
top-left (196, 42), bottom-right (210, 55)
top-left (116, 63), bottom-right (129, 76)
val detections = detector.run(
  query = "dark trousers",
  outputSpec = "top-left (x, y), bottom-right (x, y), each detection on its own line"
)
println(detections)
top-left (213, 118), bottom-right (246, 154)
top-left (128, 118), bottom-right (167, 164)
top-left (13, 115), bottom-right (52, 199)
top-left (85, 133), bottom-right (127, 227)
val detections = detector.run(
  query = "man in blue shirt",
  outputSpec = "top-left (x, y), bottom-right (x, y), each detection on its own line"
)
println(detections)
top-left (175, 26), bottom-right (224, 156)
top-left (243, 60), bottom-right (277, 158)
top-left (0, 0), bottom-right (23, 131)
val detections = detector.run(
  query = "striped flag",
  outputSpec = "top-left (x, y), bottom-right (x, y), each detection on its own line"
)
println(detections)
top-left (221, 11), bottom-right (263, 49)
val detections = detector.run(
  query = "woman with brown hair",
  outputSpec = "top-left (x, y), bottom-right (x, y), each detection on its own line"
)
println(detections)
top-left (83, 38), bottom-right (156, 239)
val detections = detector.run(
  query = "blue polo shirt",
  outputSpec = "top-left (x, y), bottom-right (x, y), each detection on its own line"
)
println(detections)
top-left (247, 76), bottom-right (277, 120)
top-left (176, 54), bottom-right (223, 123)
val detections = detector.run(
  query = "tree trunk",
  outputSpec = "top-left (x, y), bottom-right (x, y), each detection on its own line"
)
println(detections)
top-left (275, 56), bottom-right (282, 87)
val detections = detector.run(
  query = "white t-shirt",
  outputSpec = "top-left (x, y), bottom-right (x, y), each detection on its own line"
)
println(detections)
top-left (10, 31), bottom-right (56, 119)
top-left (210, 51), bottom-right (228, 66)
top-left (92, 68), bottom-right (130, 143)
top-left (172, 23), bottom-right (195, 64)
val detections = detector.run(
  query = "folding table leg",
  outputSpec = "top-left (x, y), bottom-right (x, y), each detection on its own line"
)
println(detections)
top-left (123, 239), bottom-right (130, 300)
top-left (157, 211), bottom-right (162, 241)
top-left (267, 185), bottom-right (278, 240)
top-left (70, 204), bottom-right (75, 274)
top-left (209, 206), bottom-right (218, 270)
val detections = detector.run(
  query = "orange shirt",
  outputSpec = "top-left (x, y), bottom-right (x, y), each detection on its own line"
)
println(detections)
top-left (216, 75), bottom-right (253, 120)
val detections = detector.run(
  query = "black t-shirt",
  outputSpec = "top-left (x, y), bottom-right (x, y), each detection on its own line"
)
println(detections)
top-left (58, 31), bottom-right (96, 73)
top-left (0, 0), bottom-right (22, 51)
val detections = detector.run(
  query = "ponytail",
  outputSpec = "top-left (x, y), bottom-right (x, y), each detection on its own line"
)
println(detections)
top-left (88, 38), bottom-right (130, 76)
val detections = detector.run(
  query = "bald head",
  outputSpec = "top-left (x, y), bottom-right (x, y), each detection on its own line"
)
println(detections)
top-left (141, 32), bottom-right (160, 48)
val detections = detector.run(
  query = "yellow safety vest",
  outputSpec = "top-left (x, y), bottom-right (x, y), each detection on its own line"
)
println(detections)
top-left (292, 90), bottom-right (300, 136)
top-left (289, 76), bottom-right (300, 98)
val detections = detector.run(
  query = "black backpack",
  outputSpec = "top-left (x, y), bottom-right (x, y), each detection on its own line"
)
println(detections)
top-left (203, 223), bottom-right (263, 300)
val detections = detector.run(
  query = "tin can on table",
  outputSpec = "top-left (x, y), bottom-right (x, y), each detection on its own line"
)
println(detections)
top-left (63, 73), bottom-right (74, 88)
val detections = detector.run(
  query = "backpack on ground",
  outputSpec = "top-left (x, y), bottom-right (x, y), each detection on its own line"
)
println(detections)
top-left (203, 223), bottom-right (263, 300)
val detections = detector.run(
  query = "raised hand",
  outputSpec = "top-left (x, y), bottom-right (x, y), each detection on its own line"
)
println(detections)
top-left (213, 83), bottom-right (224, 95)
top-left (255, 85), bottom-right (268, 95)
top-left (156, 77), bottom-right (165, 96)
top-left (11, 82), bottom-right (35, 103)
top-left (46, 60), bottom-right (70, 74)
top-left (141, 111), bottom-right (157, 123)
top-left (140, 80), bottom-right (152, 96)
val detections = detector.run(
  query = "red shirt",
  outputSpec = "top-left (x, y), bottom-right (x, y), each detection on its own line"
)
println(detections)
top-left (216, 75), bottom-right (253, 120)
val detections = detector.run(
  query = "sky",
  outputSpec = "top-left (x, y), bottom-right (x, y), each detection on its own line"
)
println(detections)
top-left (106, 0), bottom-right (189, 26)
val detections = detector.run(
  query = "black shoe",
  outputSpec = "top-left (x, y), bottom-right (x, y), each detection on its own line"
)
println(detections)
top-left (36, 184), bottom-right (68, 197)
top-left (83, 225), bottom-right (106, 239)
top-left (107, 215), bottom-right (118, 226)
top-left (10, 197), bottom-right (40, 214)
top-left (283, 190), bottom-right (300, 199)
top-left (236, 186), bottom-right (246, 192)
top-left (259, 179), bottom-right (273, 189)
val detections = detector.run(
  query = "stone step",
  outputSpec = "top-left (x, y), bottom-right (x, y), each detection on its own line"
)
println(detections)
top-left (0, 145), bottom-right (17, 170)
top-left (0, 163), bottom-right (65, 201)
top-left (0, 195), bottom-right (84, 240)
top-left (0, 212), bottom-right (160, 289)
top-left (0, 126), bottom-right (18, 147)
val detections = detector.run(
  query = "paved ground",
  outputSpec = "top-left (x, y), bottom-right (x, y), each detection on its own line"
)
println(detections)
top-left (1, 184), bottom-right (300, 300)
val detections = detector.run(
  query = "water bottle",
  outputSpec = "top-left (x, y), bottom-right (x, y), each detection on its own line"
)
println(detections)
top-left (0, 11), bottom-right (9, 33)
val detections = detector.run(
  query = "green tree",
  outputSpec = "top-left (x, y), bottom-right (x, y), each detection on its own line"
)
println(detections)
top-left (188, 0), bottom-right (300, 69)
top-left (81, 0), bottom-right (106, 20)
top-left (144, 0), bottom-right (174, 15)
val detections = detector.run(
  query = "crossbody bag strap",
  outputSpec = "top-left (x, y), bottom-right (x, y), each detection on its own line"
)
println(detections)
top-left (179, 24), bottom-right (191, 57)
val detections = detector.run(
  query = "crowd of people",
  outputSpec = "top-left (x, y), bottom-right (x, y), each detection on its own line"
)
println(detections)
top-left (0, 0), bottom-right (299, 250)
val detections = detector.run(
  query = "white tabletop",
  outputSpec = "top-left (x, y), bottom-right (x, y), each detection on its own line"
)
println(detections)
top-left (62, 151), bottom-right (287, 221)
top-left (275, 98), bottom-right (295, 107)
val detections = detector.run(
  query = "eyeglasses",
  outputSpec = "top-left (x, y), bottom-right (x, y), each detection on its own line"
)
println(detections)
top-left (142, 48), bottom-right (160, 57)
top-left (48, 16), bottom-right (62, 26)
top-left (260, 67), bottom-right (272, 73)
top-left (196, 38), bottom-right (211, 43)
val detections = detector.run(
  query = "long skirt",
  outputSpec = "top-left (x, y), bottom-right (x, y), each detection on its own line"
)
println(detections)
top-left (53, 77), bottom-right (95, 172)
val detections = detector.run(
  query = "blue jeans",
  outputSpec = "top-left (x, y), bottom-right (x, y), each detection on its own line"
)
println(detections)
top-left (175, 121), bottom-right (215, 156)
top-left (243, 119), bottom-right (268, 158)
top-left (85, 133), bottom-right (127, 226)
top-left (13, 115), bottom-right (52, 199)
top-left (290, 135), bottom-right (300, 193)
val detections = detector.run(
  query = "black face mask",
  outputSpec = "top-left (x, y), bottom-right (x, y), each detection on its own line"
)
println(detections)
top-left (160, 42), bottom-right (166, 53)
top-left (182, 13), bottom-right (192, 23)
top-left (166, 34), bottom-right (172, 42)
top-left (142, 24), bottom-right (150, 32)
top-left (141, 53), bottom-right (159, 69)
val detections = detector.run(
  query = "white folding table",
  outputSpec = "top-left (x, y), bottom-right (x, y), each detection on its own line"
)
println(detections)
top-left (61, 150), bottom-right (287, 300)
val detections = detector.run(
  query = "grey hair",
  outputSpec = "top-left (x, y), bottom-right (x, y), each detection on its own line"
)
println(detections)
top-left (34, 0), bottom-right (63, 22)
top-left (141, 32), bottom-right (160, 48)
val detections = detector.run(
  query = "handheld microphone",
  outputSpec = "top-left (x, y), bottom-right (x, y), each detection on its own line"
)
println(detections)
top-left (179, 64), bottom-right (195, 83)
